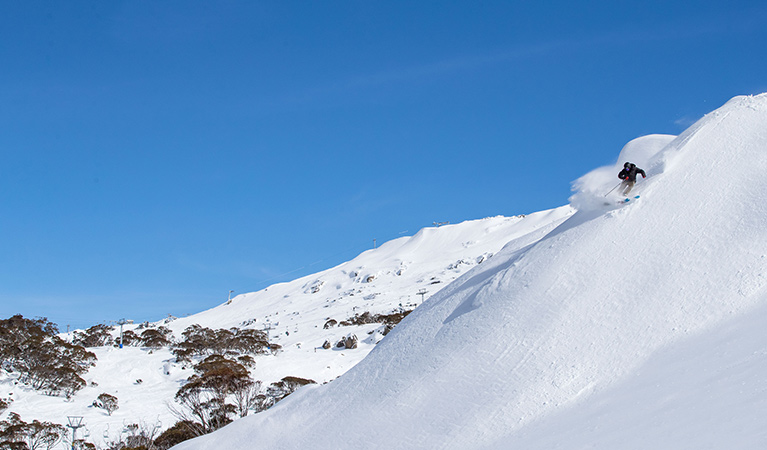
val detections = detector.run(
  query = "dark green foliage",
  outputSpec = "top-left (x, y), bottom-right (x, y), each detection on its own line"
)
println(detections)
top-left (0, 398), bottom-right (10, 414)
top-left (0, 315), bottom-right (95, 397)
top-left (72, 324), bottom-right (114, 348)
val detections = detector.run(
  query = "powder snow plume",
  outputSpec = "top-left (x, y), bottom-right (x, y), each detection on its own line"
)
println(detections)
top-left (569, 133), bottom-right (675, 210)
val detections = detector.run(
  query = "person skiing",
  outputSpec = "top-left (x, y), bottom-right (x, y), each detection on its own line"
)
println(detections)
top-left (618, 162), bottom-right (646, 195)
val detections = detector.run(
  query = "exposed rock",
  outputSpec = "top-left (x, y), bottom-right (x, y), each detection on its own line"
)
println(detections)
top-left (344, 335), bottom-right (358, 349)
top-left (336, 334), bottom-right (358, 349)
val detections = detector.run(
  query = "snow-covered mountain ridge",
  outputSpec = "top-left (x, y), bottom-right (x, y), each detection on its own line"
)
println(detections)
top-left (1, 205), bottom-right (574, 446)
top-left (176, 94), bottom-right (767, 450)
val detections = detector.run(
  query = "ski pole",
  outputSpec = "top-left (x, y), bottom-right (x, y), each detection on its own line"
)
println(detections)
top-left (604, 182), bottom-right (621, 197)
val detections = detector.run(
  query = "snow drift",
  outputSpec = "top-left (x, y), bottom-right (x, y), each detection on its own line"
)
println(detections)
top-left (175, 94), bottom-right (767, 449)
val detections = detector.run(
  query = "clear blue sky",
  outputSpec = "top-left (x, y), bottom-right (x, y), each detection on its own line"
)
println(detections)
top-left (2, 1), bottom-right (765, 330)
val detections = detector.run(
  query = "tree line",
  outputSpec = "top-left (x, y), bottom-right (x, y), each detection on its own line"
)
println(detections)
top-left (1, 316), bottom-right (313, 449)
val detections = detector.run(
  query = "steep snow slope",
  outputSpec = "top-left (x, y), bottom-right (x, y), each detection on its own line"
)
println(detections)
top-left (175, 93), bottom-right (767, 450)
top-left (501, 299), bottom-right (767, 449)
top-left (0, 209), bottom-right (574, 447)
top-left (159, 207), bottom-right (573, 387)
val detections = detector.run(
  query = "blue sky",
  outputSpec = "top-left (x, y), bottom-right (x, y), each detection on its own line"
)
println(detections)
top-left (2, 1), bottom-right (766, 331)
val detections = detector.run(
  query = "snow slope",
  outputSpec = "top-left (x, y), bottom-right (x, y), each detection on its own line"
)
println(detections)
top-left (175, 93), bottom-right (767, 450)
top-left (1, 207), bottom-right (573, 447)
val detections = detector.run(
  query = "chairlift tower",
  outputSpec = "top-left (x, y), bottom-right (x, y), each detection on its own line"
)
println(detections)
top-left (67, 416), bottom-right (85, 450)
top-left (417, 289), bottom-right (428, 303)
top-left (116, 318), bottom-right (133, 349)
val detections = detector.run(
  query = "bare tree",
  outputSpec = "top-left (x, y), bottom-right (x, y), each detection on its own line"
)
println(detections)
top-left (232, 379), bottom-right (263, 418)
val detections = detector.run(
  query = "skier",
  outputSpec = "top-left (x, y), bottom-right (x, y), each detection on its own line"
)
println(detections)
top-left (618, 162), bottom-right (646, 195)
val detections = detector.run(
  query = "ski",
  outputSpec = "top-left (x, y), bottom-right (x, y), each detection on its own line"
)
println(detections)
top-left (622, 195), bottom-right (640, 203)
top-left (603, 195), bottom-right (640, 207)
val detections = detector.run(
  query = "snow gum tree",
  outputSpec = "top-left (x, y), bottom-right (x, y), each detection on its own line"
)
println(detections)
top-left (171, 355), bottom-right (256, 436)
top-left (114, 329), bottom-right (139, 347)
top-left (172, 325), bottom-right (271, 362)
top-left (0, 412), bottom-right (66, 450)
top-left (72, 324), bottom-right (114, 347)
top-left (153, 420), bottom-right (198, 450)
top-left (0, 315), bottom-right (95, 397)
top-left (94, 393), bottom-right (119, 416)
top-left (139, 327), bottom-right (172, 348)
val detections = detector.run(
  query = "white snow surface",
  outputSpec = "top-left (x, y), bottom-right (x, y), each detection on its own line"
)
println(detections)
top-left (172, 94), bottom-right (767, 449)
top-left (1, 198), bottom-right (573, 446)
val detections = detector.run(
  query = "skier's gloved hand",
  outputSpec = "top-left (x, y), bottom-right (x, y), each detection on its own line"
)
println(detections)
top-left (642, 175), bottom-right (646, 178)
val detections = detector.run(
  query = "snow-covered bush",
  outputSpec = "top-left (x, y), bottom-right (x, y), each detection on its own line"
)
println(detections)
top-left (93, 393), bottom-right (119, 416)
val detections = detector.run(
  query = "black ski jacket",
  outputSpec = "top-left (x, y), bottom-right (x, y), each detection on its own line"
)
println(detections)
top-left (618, 166), bottom-right (646, 182)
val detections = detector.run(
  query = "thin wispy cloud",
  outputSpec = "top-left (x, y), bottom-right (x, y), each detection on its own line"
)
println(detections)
top-left (275, 9), bottom-right (760, 108)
